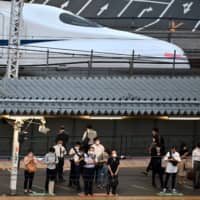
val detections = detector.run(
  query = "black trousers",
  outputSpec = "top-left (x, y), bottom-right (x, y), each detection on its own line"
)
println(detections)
top-left (193, 161), bottom-right (200, 189)
top-left (74, 165), bottom-right (81, 191)
top-left (82, 167), bottom-right (95, 195)
top-left (69, 160), bottom-right (76, 186)
top-left (107, 174), bottom-right (118, 195)
top-left (152, 168), bottom-right (163, 188)
top-left (164, 173), bottom-right (177, 189)
top-left (56, 157), bottom-right (64, 180)
top-left (146, 158), bottom-right (152, 172)
top-left (24, 170), bottom-right (35, 190)
top-left (45, 168), bottom-right (56, 192)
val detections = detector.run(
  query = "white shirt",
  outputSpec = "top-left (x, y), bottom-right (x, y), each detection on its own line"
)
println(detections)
top-left (69, 147), bottom-right (82, 162)
top-left (164, 151), bottom-right (181, 173)
top-left (84, 153), bottom-right (98, 168)
top-left (82, 129), bottom-right (97, 145)
top-left (69, 148), bottom-right (75, 155)
top-left (44, 152), bottom-right (58, 169)
top-left (91, 143), bottom-right (105, 162)
top-left (54, 144), bottom-right (67, 158)
top-left (192, 147), bottom-right (200, 167)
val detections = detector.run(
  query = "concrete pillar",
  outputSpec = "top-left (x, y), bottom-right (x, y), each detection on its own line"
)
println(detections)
top-left (10, 119), bottom-right (22, 195)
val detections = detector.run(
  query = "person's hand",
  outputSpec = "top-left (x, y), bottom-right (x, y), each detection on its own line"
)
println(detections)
top-left (111, 172), bottom-right (114, 177)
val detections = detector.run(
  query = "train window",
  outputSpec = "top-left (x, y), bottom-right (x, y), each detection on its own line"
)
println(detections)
top-left (59, 13), bottom-right (101, 27)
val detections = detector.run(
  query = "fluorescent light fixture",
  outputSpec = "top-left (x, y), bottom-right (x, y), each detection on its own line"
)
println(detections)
top-left (168, 117), bottom-right (200, 120)
top-left (86, 116), bottom-right (126, 120)
top-left (3, 115), bottom-right (45, 121)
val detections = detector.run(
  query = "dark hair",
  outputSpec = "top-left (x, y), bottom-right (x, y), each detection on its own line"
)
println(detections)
top-left (104, 148), bottom-right (111, 155)
top-left (171, 145), bottom-right (176, 150)
top-left (60, 125), bottom-right (65, 130)
top-left (152, 128), bottom-right (159, 133)
top-left (180, 142), bottom-right (186, 150)
top-left (94, 137), bottom-right (100, 141)
top-left (111, 149), bottom-right (117, 153)
top-left (75, 141), bottom-right (81, 146)
top-left (27, 149), bottom-right (33, 154)
top-left (197, 142), bottom-right (200, 148)
top-left (87, 124), bottom-right (92, 129)
top-left (49, 147), bottom-right (55, 153)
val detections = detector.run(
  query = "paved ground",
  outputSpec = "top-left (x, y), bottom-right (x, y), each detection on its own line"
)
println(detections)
top-left (1, 197), bottom-right (200, 200)
top-left (0, 167), bottom-right (200, 196)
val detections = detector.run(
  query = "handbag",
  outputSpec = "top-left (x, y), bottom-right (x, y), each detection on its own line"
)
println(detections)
top-left (169, 152), bottom-right (178, 166)
top-left (73, 147), bottom-right (86, 166)
top-left (26, 160), bottom-right (37, 173)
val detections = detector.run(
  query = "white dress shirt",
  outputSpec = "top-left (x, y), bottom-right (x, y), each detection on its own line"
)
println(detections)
top-left (164, 151), bottom-right (181, 173)
top-left (82, 129), bottom-right (97, 145)
top-left (91, 143), bottom-right (105, 162)
top-left (54, 144), bottom-right (67, 158)
top-left (192, 147), bottom-right (200, 167)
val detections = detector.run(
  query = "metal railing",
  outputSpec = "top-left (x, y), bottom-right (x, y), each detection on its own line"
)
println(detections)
top-left (0, 45), bottom-right (191, 69)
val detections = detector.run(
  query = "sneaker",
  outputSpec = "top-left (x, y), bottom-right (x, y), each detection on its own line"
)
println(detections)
top-left (162, 188), bottom-right (167, 193)
top-left (172, 188), bottom-right (177, 193)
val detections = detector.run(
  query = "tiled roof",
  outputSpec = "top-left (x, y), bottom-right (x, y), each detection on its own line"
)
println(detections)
top-left (0, 76), bottom-right (200, 116)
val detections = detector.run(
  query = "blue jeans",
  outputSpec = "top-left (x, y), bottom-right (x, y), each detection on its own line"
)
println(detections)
top-left (98, 165), bottom-right (108, 186)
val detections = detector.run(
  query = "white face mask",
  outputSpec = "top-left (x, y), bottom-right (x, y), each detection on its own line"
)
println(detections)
top-left (88, 151), bottom-right (94, 155)
top-left (112, 154), bottom-right (117, 158)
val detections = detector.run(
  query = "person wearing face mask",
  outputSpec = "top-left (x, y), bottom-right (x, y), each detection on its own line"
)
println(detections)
top-left (74, 145), bottom-right (84, 192)
top-left (24, 150), bottom-right (38, 194)
top-left (68, 142), bottom-right (81, 187)
top-left (92, 137), bottom-right (105, 186)
top-left (82, 125), bottom-right (98, 152)
top-left (44, 147), bottom-right (58, 195)
top-left (82, 146), bottom-right (98, 196)
top-left (162, 146), bottom-right (181, 193)
top-left (54, 140), bottom-right (67, 182)
top-left (107, 150), bottom-right (120, 196)
top-left (68, 142), bottom-right (83, 191)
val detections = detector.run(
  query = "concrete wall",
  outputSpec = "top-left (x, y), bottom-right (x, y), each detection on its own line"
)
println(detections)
top-left (0, 118), bottom-right (199, 157)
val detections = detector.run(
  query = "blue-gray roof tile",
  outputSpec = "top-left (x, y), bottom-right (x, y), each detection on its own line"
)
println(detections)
top-left (0, 76), bottom-right (199, 116)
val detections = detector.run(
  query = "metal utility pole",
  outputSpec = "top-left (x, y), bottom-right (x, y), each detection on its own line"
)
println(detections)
top-left (7, 116), bottom-right (47, 195)
top-left (6, 0), bottom-right (24, 79)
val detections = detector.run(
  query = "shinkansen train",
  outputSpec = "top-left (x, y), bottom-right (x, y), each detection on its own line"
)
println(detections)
top-left (0, 1), bottom-right (190, 68)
